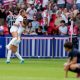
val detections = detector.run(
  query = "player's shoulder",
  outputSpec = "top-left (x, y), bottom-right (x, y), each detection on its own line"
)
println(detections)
top-left (18, 15), bottom-right (23, 19)
top-left (17, 15), bottom-right (23, 21)
top-left (73, 49), bottom-right (80, 55)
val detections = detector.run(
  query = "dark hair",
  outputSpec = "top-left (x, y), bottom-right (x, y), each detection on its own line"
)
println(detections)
top-left (64, 42), bottom-right (73, 49)
top-left (39, 26), bottom-right (43, 29)
top-left (77, 12), bottom-right (80, 16)
top-left (60, 20), bottom-right (65, 24)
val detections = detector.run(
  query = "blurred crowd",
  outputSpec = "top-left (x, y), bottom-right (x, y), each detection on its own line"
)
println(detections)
top-left (0, 0), bottom-right (80, 36)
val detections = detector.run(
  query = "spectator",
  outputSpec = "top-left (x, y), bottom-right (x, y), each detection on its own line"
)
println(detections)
top-left (36, 1), bottom-right (42, 10)
top-left (63, 8), bottom-right (70, 18)
top-left (26, 22), bottom-right (33, 34)
top-left (57, 0), bottom-right (65, 8)
top-left (26, 4), bottom-right (37, 22)
top-left (66, 0), bottom-right (74, 10)
top-left (74, 13), bottom-right (80, 34)
top-left (61, 11), bottom-right (68, 24)
top-left (30, 30), bottom-right (37, 35)
top-left (6, 11), bottom-right (15, 33)
top-left (17, 0), bottom-right (24, 4)
top-left (0, 25), bottom-right (4, 35)
top-left (0, 7), bottom-right (7, 26)
top-left (27, 0), bottom-right (35, 4)
top-left (72, 4), bottom-right (79, 18)
top-left (0, 1), bottom-right (2, 4)
top-left (55, 10), bottom-right (63, 26)
top-left (36, 26), bottom-right (43, 35)
top-left (20, 3), bottom-right (26, 9)
top-left (76, 0), bottom-right (80, 11)
top-left (42, 0), bottom-right (49, 8)
top-left (68, 23), bottom-right (79, 36)
top-left (59, 20), bottom-right (68, 35)
top-left (32, 15), bottom-right (39, 31)
top-left (48, 15), bottom-right (59, 35)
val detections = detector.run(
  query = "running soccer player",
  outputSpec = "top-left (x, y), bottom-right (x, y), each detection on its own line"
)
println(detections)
top-left (64, 42), bottom-right (80, 78)
top-left (6, 9), bottom-right (27, 63)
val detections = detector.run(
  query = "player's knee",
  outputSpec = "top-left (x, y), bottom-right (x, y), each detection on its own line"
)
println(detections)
top-left (70, 65), bottom-right (76, 70)
top-left (64, 66), bottom-right (69, 71)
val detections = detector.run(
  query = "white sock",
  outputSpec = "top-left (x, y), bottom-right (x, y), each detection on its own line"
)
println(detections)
top-left (6, 50), bottom-right (12, 62)
top-left (15, 52), bottom-right (23, 61)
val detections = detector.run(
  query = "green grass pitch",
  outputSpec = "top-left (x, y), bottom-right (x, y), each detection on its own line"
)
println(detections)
top-left (0, 58), bottom-right (79, 80)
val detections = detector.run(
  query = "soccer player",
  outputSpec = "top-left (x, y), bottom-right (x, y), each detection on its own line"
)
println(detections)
top-left (6, 9), bottom-right (27, 63)
top-left (64, 42), bottom-right (80, 78)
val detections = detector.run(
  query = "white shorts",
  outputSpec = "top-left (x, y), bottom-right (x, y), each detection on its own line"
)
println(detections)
top-left (10, 26), bottom-right (18, 33)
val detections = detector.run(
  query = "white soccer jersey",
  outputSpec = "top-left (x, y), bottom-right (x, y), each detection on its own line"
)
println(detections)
top-left (10, 15), bottom-right (23, 33)
top-left (15, 15), bottom-right (23, 27)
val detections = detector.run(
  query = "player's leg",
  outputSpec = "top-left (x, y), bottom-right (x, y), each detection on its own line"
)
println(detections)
top-left (6, 49), bottom-right (12, 63)
top-left (13, 41), bottom-right (24, 64)
top-left (6, 36), bottom-right (19, 63)
top-left (70, 64), bottom-right (80, 70)
top-left (6, 37), bottom-right (17, 49)
top-left (69, 64), bottom-right (80, 78)
top-left (6, 25), bottom-right (18, 49)
top-left (64, 63), bottom-right (70, 78)
top-left (15, 47), bottom-right (24, 64)
top-left (7, 38), bottom-right (24, 63)
top-left (6, 44), bottom-right (17, 63)
top-left (6, 34), bottom-right (21, 50)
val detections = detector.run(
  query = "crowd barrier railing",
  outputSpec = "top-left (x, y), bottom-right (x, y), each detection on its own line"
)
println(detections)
top-left (0, 35), bottom-right (78, 58)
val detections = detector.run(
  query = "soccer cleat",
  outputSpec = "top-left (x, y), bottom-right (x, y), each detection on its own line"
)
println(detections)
top-left (6, 61), bottom-right (10, 64)
top-left (20, 60), bottom-right (24, 64)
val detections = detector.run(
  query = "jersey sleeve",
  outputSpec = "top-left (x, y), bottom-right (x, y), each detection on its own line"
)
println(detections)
top-left (18, 16), bottom-right (23, 22)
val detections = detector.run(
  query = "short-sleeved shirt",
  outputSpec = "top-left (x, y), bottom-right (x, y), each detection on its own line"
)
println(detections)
top-left (68, 49), bottom-right (80, 63)
top-left (59, 26), bottom-right (68, 35)
top-left (15, 15), bottom-right (23, 27)
top-left (26, 8), bottom-right (37, 20)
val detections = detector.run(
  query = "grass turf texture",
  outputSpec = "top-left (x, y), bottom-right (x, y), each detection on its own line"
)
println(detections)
top-left (0, 59), bottom-right (79, 80)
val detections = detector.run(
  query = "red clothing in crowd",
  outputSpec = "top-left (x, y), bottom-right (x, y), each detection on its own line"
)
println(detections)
top-left (68, 25), bottom-right (79, 35)
top-left (3, 0), bottom-right (16, 6)
top-left (47, 14), bottom-right (58, 34)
